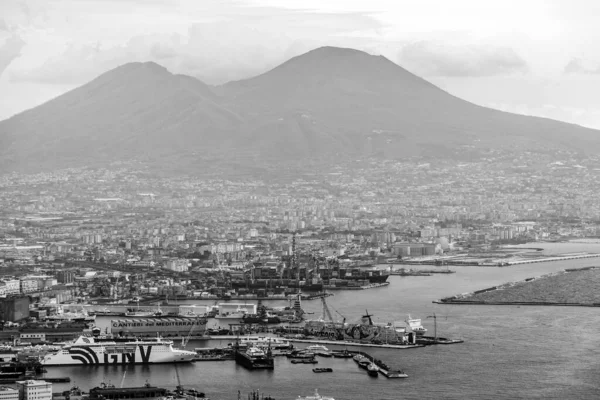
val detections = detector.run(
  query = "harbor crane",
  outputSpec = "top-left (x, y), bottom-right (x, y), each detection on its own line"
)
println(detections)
top-left (181, 315), bottom-right (201, 347)
top-left (426, 313), bottom-right (437, 341)
top-left (320, 296), bottom-right (335, 323)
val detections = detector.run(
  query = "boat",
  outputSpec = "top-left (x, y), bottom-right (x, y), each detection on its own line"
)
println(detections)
top-left (88, 381), bottom-right (172, 400)
top-left (286, 350), bottom-right (315, 359)
top-left (305, 308), bottom-right (408, 344)
top-left (291, 358), bottom-right (318, 364)
top-left (331, 350), bottom-right (353, 358)
top-left (312, 368), bottom-right (333, 373)
top-left (41, 335), bottom-right (196, 365)
top-left (239, 336), bottom-right (292, 350)
top-left (305, 345), bottom-right (332, 357)
top-left (296, 389), bottom-right (334, 400)
top-left (215, 303), bottom-right (257, 320)
top-left (406, 315), bottom-right (427, 336)
top-left (234, 343), bottom-right (274, 370)
top-left (352, 354), bottom-right (366, 363)
top-left (241, 313), bottom-right (281, 324)
top-left (366, 363), bottom-right (379, 377)
top-left (47, 306), bottom-right (96, 323)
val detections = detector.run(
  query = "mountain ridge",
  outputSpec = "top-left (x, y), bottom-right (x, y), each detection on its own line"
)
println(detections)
top-left (0, 46), bottom-right (597, 174)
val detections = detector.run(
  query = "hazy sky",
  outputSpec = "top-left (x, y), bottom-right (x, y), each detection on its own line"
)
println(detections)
top-left (1, 0), bottom-right (600, 129)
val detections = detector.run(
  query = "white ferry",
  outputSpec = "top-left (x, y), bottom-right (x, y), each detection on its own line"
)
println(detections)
top-left (41, 336), bottom-right (196, 366)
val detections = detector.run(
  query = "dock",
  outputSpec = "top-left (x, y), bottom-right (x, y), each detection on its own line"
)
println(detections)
top-left (323, 282), bottom-right (390, 290)
top-left (286, 338), bottom-right (423, 349)
top-left (353, 351), bottom-right (408, 378)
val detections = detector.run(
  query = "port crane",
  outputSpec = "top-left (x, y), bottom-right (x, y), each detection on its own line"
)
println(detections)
top-left (320, 296), bottom-right (335, 323)
top-left (426, 313), bottom-right (437, 341)
top-left (181, 315), bottom-right (201, 347)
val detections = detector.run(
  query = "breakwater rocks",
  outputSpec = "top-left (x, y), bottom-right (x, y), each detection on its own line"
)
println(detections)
top-left (435, 266), bottom-right (600, 307)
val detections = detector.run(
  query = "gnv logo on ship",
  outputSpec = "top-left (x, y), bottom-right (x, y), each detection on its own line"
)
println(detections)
top-left (69, 345), bottom-right (153, 364)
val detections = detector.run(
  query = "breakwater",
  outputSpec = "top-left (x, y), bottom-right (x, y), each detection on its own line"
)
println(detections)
top-left (323, 282), bottom-right (390, 290)
top-left (398, 252), bottom-right (600, 267)
top-left (435, 266), bottom-right (600, 306)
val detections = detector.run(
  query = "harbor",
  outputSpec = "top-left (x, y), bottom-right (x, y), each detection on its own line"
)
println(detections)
top-left (0, 243), bottom-right (599, 398)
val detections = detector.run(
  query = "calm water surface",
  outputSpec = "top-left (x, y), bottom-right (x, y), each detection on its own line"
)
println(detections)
top-left (45, 243), bottom-right (600, 399)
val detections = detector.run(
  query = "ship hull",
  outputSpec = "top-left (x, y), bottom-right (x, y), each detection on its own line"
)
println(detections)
top-left (234, 351), bottom-right (274, 370)
top-left (42, 344), bottom-right (196, 366)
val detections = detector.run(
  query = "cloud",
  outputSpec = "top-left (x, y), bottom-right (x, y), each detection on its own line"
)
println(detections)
top-left (398, 41), bottom-right (528, 77)
top-left (0, 19), bottom-right (8, 31)
top-left (0, 33), bottom-right (26, 77)
top-left (9, 33), bottom-right (185, 84)
top-left (564, 58), bottom-right (600, 74)
top-left (6, 3), bottom-right (386, 86)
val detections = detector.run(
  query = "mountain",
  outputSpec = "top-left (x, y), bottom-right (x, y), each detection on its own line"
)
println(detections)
top-left (0, 47), bottom-right (598, 174)
top-left (0, 62), bottom-right (243, 172)
top-left (218, 46), bottom-right (598, 159)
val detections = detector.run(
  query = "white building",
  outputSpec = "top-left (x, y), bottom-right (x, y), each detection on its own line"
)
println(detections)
top-left (0, 279), bottom-right (20, 295)
top-left (0, 387), bottom-right (18, 400)
top-left (163, 259), bottom-right (189, 272)
top-left (19, 278), bottom-right (39, 294)
top-left (16, 380), bottom-right (52, 400)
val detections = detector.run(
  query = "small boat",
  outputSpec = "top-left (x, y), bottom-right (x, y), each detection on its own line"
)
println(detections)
top-left (366, 363), bottom-right (379, 377)
top-left (305, 345), bottom-right (332, 357)
top-left (287, 350), bottom-right (316, 359)
top-left (331, 350), bottom-right (353, 358)
top-left (353, 354), bottom-right (367, 363)
top-left (291, 358), bottom-right (318, 364)
top-left (312, 368), bottom-right (333, 373)
top-left (296, 389), bottom-right (334, 400)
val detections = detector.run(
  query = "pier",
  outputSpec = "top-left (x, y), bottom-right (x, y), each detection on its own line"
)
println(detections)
top-left (353, 351), bottom-right (408, 378)
top-left (286, 338), bottom-right (423, 349)
top-left (323, 282), bottom-right (390, 290)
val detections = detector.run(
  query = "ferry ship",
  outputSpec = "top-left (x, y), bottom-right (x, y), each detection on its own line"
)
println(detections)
top-left (41, 336), bottom-right (196, 365)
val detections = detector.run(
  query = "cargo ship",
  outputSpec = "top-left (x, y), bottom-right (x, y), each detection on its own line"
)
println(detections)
top-left (41, 336), bottom-right (196, 365)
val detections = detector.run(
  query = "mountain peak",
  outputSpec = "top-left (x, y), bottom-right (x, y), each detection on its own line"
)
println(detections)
top-left (102, 61), bottom-right (171, 80)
